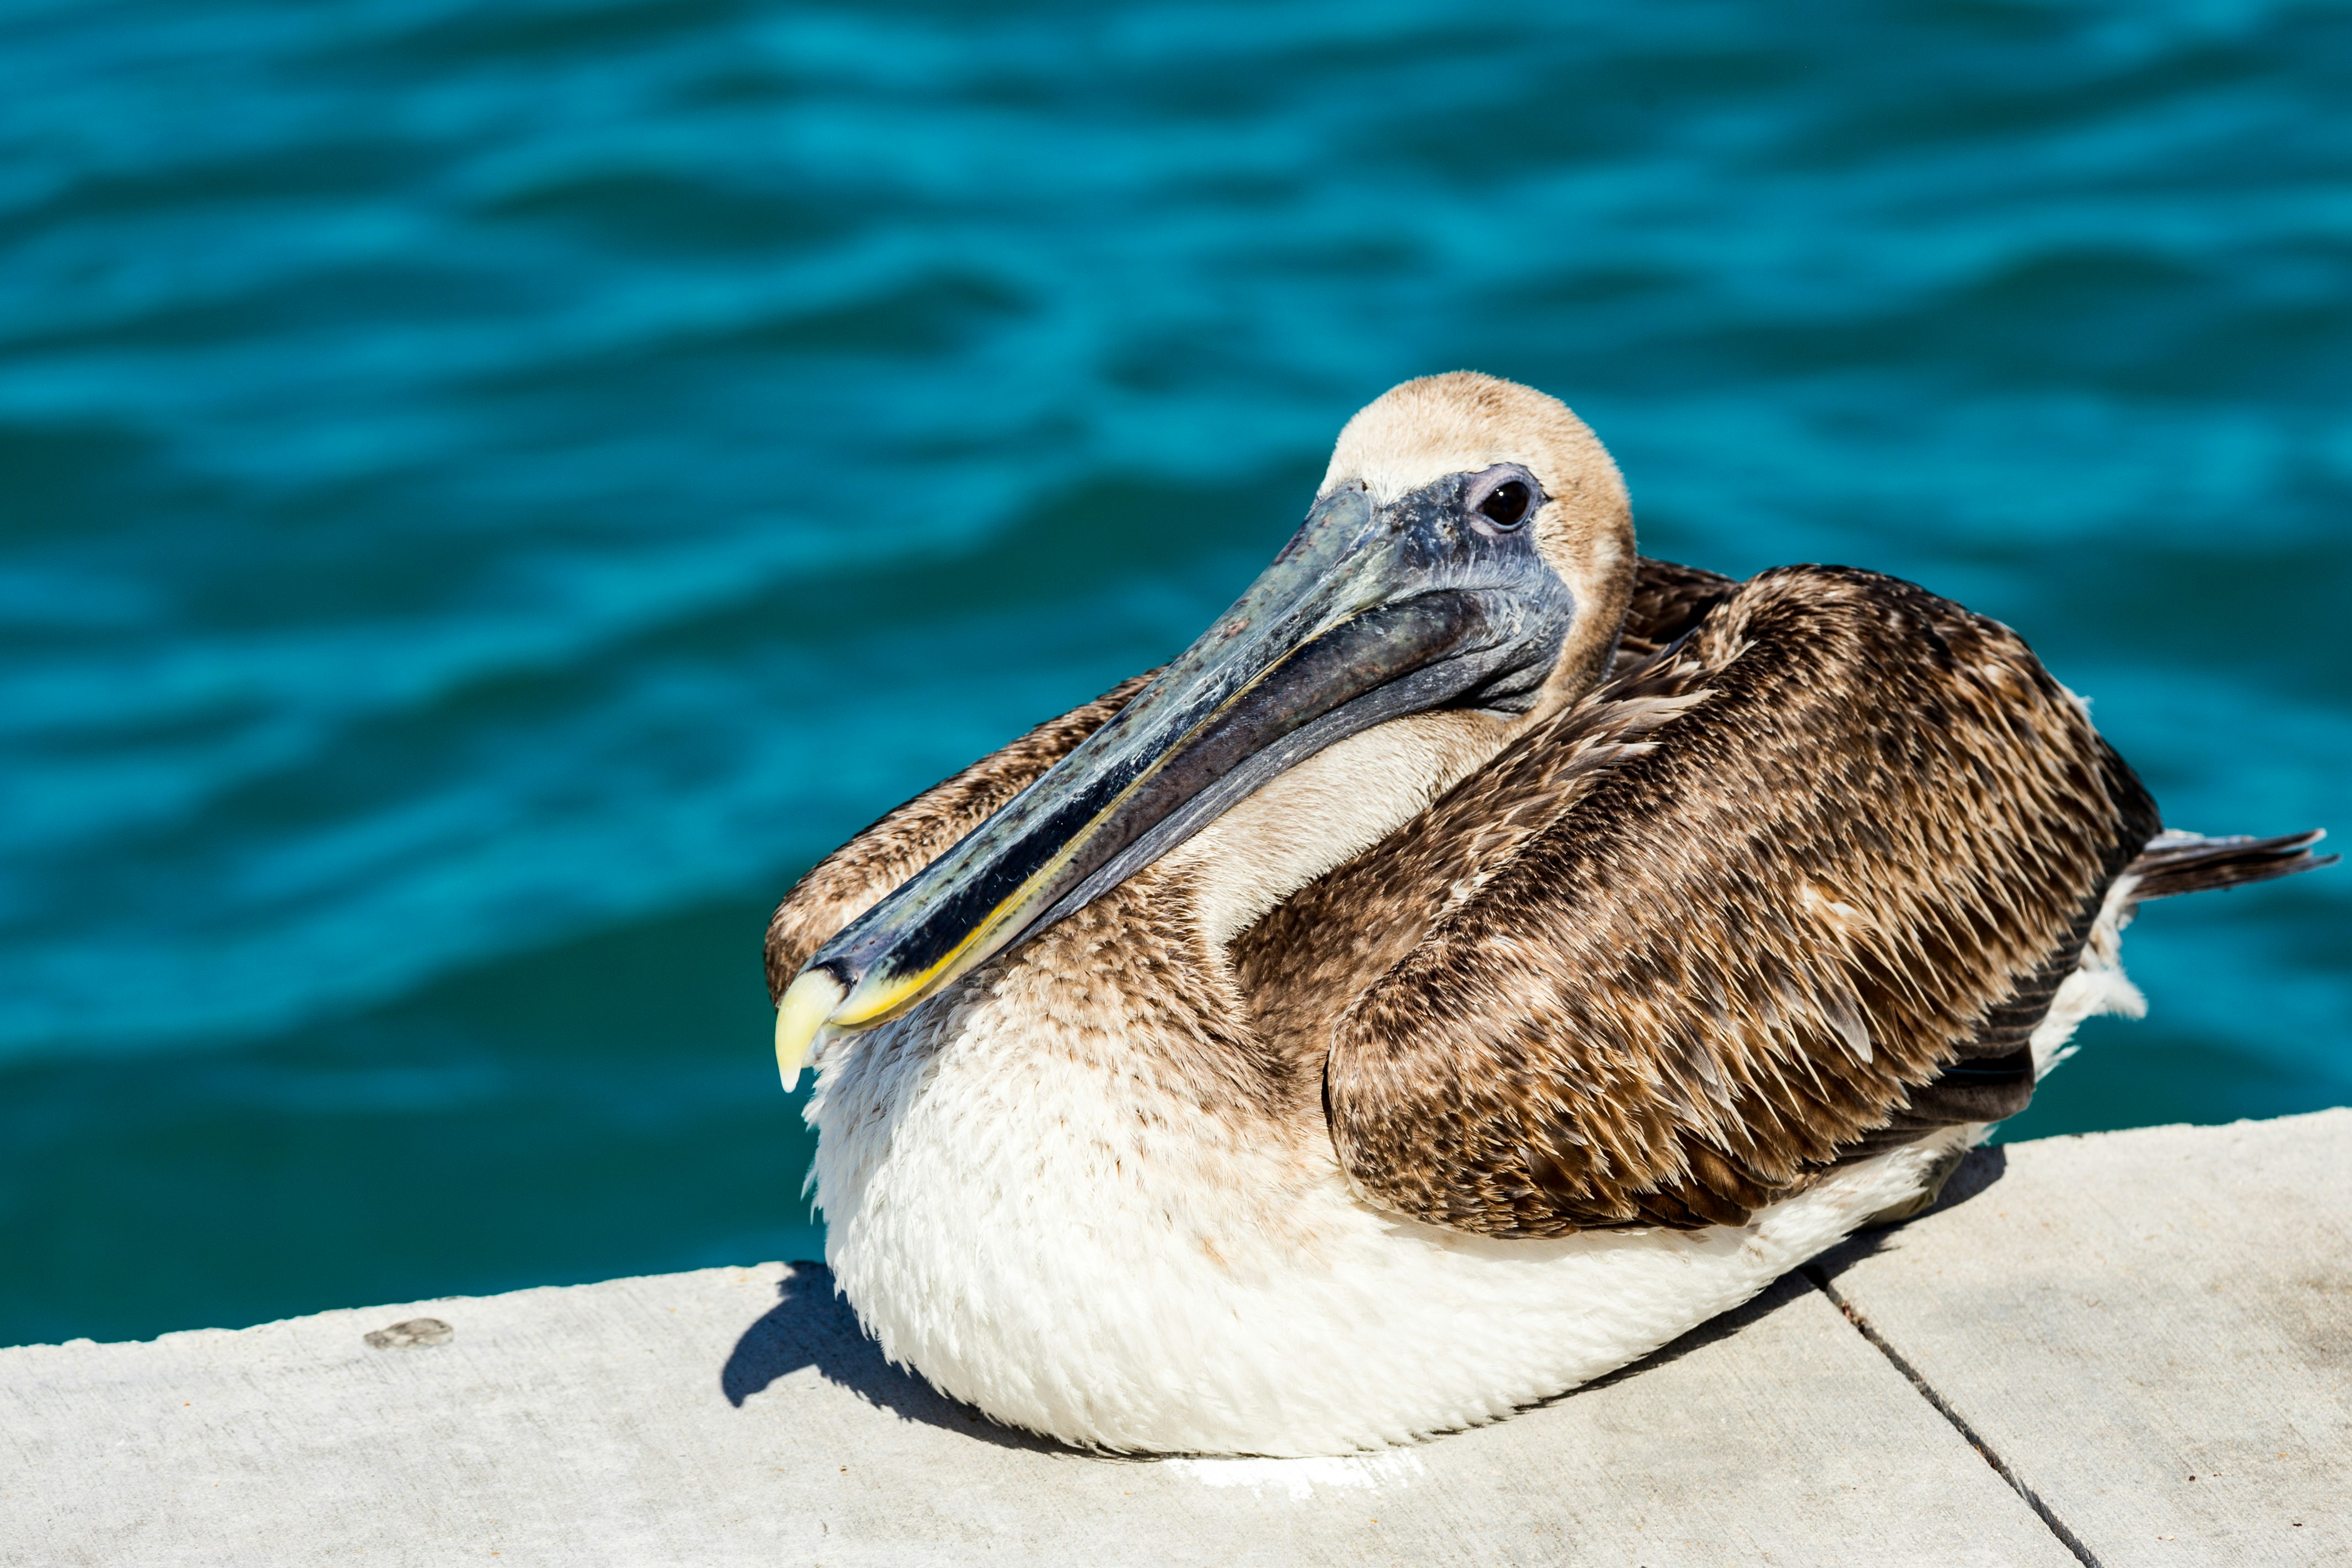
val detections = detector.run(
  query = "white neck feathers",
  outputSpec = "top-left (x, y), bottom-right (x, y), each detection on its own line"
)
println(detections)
top-left (1161, 708), bottom-right (1508, 952)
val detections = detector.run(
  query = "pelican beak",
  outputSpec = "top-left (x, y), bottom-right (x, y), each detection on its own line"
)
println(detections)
top-left (775, 969), bottom-right (845, 1087)
top-left (773, 470), bottom-right (1576, 1081)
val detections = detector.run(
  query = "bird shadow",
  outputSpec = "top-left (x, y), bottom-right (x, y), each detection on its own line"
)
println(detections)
top-left (1574, 1267), bottom-right (1817, 1395)
top-left (1805, 1142), bottom-right (2010, 1287)
top-left (1574, 1144), bottom-right (2011, 1393)
top-left (719, 1262), bottom-right (1071, 1456)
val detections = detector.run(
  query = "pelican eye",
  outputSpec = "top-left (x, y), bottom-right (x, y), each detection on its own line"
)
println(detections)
top-left (1477, 479), bottom-right (1532, 529)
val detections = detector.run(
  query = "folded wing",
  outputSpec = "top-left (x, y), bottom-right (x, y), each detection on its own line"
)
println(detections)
top-left (1236, 565), bottom-right (2163, 1236)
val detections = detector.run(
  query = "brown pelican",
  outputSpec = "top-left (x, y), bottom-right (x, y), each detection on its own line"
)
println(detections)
top-left (765, 373), bottom-right (2328, 1456)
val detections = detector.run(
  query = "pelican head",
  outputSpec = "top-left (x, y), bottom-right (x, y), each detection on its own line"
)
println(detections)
top-left (776, 372), bottom-right (1634, 1081)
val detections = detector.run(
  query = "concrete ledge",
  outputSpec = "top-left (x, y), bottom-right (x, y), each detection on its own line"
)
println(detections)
top-left (5, 1111), bottom-right (2346, 1566)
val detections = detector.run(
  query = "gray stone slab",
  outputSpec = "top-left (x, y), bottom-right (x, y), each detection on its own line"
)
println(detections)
top-left (1817, 1109), bottom-right (2352, 1567)
top-left (2, 1253), bottom-right (2066, 1565)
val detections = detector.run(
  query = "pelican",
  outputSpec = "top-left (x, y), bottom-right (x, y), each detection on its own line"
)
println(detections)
top-left (765, 373), bottom-right (2328, 1456)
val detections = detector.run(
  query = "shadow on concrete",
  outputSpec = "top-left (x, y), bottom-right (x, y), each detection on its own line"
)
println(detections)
top-left (1807, 1145), bottom-right (2010, 1285)
top-left (1575, 1266), bottom-right (1818, 1396)
top-left (720, 1263), bottom-right (1069, 1454)
top-left (1923, 1142), bottom-right (2010, 1213)
top-left (1580, 1146), bottom-right (2012, 1396)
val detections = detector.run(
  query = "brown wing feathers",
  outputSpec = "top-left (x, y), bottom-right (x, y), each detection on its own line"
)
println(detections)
top-left (1250, 565), bottom-right (2161, 1237)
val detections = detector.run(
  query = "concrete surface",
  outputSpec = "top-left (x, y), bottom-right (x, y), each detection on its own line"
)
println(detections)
top-left (4, 1110), bottom-right (2346, 1567)
top-left (1813, 1111), bottom-right (2351, 1567)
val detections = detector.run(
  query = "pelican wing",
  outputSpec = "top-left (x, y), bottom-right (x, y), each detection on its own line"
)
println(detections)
top-left (1236, 565), bottom-right (2162, 1237)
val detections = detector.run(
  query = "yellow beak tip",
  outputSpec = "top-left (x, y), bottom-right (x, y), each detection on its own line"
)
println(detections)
top-left (774, 970), bottom-right (847, 1090)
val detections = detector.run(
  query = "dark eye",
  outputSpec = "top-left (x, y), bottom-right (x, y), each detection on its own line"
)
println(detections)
top-left (1478, 479), bottom-right (1532, 529)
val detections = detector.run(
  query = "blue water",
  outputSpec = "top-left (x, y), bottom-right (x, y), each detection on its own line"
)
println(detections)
top-left (3, 0), bottom-right (2347, 1346)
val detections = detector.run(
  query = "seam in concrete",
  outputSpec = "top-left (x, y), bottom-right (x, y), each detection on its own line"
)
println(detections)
top-left (1802, 1264), bottom-right (2102, 1568)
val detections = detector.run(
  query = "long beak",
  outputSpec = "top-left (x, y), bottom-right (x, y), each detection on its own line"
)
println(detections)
top-left (775, 475), bottom-right (1576, 1084)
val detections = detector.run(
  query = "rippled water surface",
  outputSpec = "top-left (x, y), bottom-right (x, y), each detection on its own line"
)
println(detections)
top-left (4, 0), bottom-right (2348, 1345)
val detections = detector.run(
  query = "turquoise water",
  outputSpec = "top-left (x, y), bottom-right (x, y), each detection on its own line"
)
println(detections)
top-left (3, 0), bottom-right (2347, 1347)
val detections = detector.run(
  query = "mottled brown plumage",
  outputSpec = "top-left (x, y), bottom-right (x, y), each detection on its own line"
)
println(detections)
top-left (1241, 564), bottom-right (2158, 1236)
